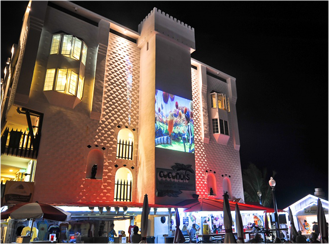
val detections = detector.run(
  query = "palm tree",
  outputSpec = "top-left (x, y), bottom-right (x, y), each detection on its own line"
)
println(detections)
top-left (242, 163), bottom-right (276, 207)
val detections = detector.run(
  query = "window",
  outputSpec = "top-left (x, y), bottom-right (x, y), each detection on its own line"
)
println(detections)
top-left (72, 37), bottom-right (82, 60)
top-left (55, 69), bottom-right (67, 92)
top-left (54, 34), bottom-right (87, 61)
top-left (68, 71), bottom-right (78, 95)
top-left (77, 76), bottom-right (84, 99)
top-left (211, 92), bottom-right (230, 112)
top-left (211, 93), bottom-right (217, 108)
top-left (213, 119), bottom-right (229, 136)
top-left (45, 33), bottom-right (87, 101)
top-left (44, 68), bottom-right (84, 98)
top-left (219, 119), bottom-right (229, 136)
top-left (50, 34), bottom-right (61, 54)
top-left (61, 35), bottom-right (73, 56)
top-left (212, 119), bottom-right (219, 134)
top-left (116, 128), bottom-right (134, 160)
top-left (81, 43), bottom-right (88, 65)
top-left (43, 69), bottom-right (56, 91)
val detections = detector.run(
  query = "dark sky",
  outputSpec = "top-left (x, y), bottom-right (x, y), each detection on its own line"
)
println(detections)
top-left (1, 1), bottom-right (328, 209)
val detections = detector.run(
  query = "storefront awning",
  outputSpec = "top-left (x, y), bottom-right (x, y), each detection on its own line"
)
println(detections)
top-left (183, 198), bottom-right (282, 212)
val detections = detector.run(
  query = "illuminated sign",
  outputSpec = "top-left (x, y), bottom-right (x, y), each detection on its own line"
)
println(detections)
top-left (156, 163), bottom-right (196, 197)
top-left (155, 89), bottom-right (194, 153)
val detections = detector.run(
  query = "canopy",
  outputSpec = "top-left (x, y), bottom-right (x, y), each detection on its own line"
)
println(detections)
top-left (184, 198), bottom-right (282, 212)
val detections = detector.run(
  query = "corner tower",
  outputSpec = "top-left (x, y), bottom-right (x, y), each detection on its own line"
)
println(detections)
top-left (137, 8), bottom-right (196, 204)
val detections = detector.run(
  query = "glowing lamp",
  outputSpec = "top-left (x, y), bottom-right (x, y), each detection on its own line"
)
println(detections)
top-left (269, 177), bottom-right (276, 188)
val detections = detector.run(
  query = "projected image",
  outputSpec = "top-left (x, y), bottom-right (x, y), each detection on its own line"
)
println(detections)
top-left (155, 89), bottom-right (194, 153)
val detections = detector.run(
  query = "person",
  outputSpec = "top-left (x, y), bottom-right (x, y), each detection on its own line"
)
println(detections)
top-left (131, 226), bottom-right (141, 243)
top-left (108, 223), bottom-right (117, 243)
top-left (128, 223), bottom-right (137, 243)
top-left (189, 224), bottom-right (197, 243)
top-left (312, 221), bottom-right (319, 235)
top-left (310, 232), bottom-right (320, 243)
top-left (303, 219), bottom-right (310, 234)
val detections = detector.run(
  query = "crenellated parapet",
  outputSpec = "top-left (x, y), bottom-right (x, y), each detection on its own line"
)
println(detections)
top-left (138, 7), bottom-right (195, 52)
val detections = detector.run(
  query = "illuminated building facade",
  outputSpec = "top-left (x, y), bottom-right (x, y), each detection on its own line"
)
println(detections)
top-left (1, 1), bottom-right (244, 208)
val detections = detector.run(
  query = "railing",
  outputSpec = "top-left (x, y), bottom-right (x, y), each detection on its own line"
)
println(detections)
top-left (114, 180), bottom-right (132, 202)
top-left (1, 128), bottom-right (40, 158)
top-left (116, 140), bottom-right (133, 160)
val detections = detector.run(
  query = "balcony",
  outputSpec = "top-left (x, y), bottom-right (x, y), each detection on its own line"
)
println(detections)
top-left (1, 128), bottom-right (40, 159)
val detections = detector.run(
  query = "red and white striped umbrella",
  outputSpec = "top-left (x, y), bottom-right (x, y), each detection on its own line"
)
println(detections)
top-left (1, 202), bottom-right (71, 221)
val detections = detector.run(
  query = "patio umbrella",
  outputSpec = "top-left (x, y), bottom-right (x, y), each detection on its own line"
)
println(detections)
top-left (174, 208), bottom-right (185, 243)
top-left (140, 194), bottom-right (150, 243)
top-left (235, 203), bottom-right (244, 243)
top-left (1, 202), bottom-right (71, 221)
top-left (288, 207), bottom-right (298, 242)
top-left (223, 192), bottom-right (236, 243)
top-left (264, 212), bottom-right (271, 239)
top-left (317, 198), bottom-right (328, 243)
top-left (235, 203), bottom-right (244, 244)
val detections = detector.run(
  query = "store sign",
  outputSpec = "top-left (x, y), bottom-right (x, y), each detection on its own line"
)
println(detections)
top-left (156, 163), bottom-right (195, 197)
top-left (4, 181), bottom-right (34, 204)
top-left (302, 204), bottom-right (328, 215)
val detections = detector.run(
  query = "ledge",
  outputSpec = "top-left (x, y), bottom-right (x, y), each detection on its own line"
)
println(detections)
top-left (43, 90), bottom-right (81, 109)
top-left (213, 133), bottom-right (229, 146)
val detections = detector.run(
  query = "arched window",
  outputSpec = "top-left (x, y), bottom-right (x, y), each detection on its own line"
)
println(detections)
top-left (114, 168), bottom-right (132, 202)
top-left (222, 176), bottom-right (233, 199)
top-left (86, 149), bottom-right (103, 179)
top-left (116, 128), bottom-right (134, 160)
top-left (207, 173), bottom-right (217, 196)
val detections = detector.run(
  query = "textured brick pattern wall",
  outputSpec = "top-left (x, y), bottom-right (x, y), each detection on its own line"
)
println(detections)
top-left (192, 68), bottom-right (244, 201)
top-left (33, 32), bottom-right (140, 205)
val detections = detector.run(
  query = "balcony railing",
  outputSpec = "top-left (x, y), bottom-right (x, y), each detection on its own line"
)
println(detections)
top-left (1, 128), bottom-right (40, 159)
top-left (114, 180), bottom-right (132, 202)
top-left (116, 140), bottom-right (133, 160)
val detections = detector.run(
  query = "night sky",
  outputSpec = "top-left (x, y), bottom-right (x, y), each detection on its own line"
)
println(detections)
top-left (1, 1), bottom-right (328, 209)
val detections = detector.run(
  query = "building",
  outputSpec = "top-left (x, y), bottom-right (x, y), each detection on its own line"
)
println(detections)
top-left (283, 188), bottom-right (329, 236)
top-left (1, 0), bottom-right (244, 241)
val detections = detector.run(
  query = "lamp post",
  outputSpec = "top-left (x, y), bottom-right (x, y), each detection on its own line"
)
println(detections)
top-left (269, 177), bottom-right (281, 242)
top-left (257, 191), bottom-right (262, 205)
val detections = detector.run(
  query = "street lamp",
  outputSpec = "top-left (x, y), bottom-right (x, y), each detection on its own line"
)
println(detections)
top-left (257, 191), bottom-right (262, 205)
top-left (269, 177), bottom-right (281, 242)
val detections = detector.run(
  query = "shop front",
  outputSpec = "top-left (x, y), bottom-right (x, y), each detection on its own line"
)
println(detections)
top-left (1, 203), bottom-right (181, 243)
top-left (283, 194), bottom-right (329, 236)
top-left (170, 198), bottom-right (286, 243)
